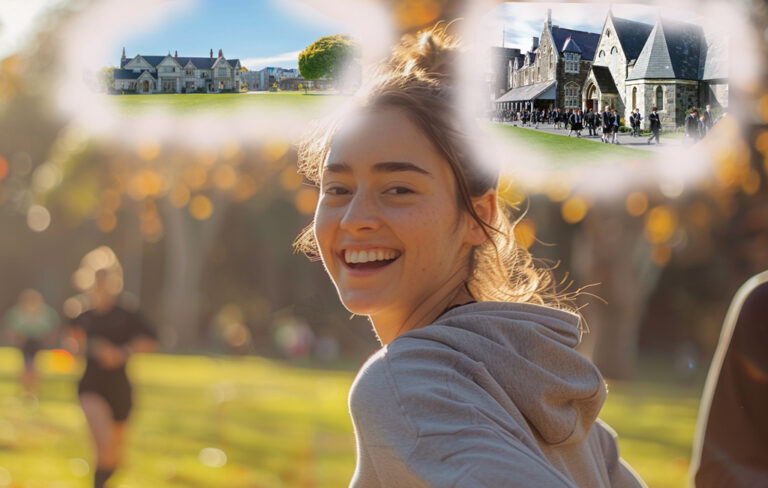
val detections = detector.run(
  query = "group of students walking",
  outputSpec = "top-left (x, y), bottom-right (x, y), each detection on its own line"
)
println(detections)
top-left (496, 105), bottom-right (668, 146)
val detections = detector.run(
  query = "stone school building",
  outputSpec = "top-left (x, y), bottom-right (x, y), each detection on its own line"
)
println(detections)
top-left (113, 48), bottom-right (242, 94)
top-left (494, 9), bottom-right (728, 129)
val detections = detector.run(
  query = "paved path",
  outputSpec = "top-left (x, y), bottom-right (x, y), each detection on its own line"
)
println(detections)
top-left (497, 121), bottom-right (681, 153)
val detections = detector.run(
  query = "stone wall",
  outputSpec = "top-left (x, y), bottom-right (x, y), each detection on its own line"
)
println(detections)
top-left (594, 17), bottom-right (629, 118)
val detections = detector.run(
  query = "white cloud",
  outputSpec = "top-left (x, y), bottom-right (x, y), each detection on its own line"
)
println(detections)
top-left (241, 50), bottom-right (302, 70)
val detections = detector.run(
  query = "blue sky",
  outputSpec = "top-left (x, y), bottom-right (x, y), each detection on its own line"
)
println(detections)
top-left (486, 3), bottom-right (700, 52)
top-left (117, 0), bottom-right (342, 70)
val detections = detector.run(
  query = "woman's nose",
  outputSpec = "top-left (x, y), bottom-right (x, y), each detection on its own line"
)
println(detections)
top-left (339, 191), bottom-right (380, 233)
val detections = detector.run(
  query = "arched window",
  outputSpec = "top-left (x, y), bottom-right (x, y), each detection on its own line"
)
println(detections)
top-left (632, 87), bottom-right (637, 110)
top-left (656, 86), bottom-right (664, 109)
top-left (565, 82), bottom-right (579, 108)
top-left (611, 47), bottom-right (618, 74)
top-left (599, 50), bottom-right (605, 65)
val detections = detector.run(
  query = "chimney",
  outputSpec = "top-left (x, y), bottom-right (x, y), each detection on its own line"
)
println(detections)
top-left (210, 48), bottom-right (213, 60)
top-left (545, 8), bottom-right (552, 29)
top-left (532, 37), bottom-right (539, 51)
top-left (121, 47), bottom-right (126, 62)
top-left (218, 48), bottom-right (223, 58)
top-left (174, 50), bottom-right (178, 59)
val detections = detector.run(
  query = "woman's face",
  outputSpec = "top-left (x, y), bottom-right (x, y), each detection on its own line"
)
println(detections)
top-left (314, 107), bottom-right (478, 335)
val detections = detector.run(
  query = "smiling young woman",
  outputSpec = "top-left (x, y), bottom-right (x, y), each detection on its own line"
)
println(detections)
top-left (295, 23), bottom-right (645, 488)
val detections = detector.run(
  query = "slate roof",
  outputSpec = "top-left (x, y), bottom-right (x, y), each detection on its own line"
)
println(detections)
top-left (113, 69), bottom-right (141, 80)
top-left (591, 65), bottom-right (618, 94)
top-left (699, 28), bottom-right (728, 80)
top-left (562, 37), bottom-right (582, 53)
top-left (628, 18), bottom-right (705, 80)
top-left (551, 27), bottom-right (600, 60)
top-left (496, 80), bottom-right (557, 102)
top-left (611, 16), bottom-right (654, 62)
top-left (121, 55), bottom-right (240, 70)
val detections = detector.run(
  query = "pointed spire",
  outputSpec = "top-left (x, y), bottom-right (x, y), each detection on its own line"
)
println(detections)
top-left (545, 8), bottom-right (552, 29)
top-left (174, 50), bottom-right (178, 59)
top-left (218, 48), bottom-right (223, 58)
top-left (210, 48), bottom-right (214, 60)
top-left (121, 47), bottom-right (126, 61)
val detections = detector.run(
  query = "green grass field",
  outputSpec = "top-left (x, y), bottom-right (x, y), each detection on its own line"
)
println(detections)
top-left (487, 123), bottom-right (656, 163)
top-left (0, 348), bottom-right (702, 487)
top-left (108, 92), bottom-right (343, 117)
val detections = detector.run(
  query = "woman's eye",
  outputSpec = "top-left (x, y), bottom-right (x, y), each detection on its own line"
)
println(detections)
top-left (323, 186), bottom-right (350, 195)
top-left (385, 187), bottom-right (413, 195)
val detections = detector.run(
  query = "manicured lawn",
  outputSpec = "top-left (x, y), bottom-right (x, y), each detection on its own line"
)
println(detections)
top-left (108, 92), bottom-right (344, 117)
top-left (487, 123), bottom-right (656, 163)
top-left (0, 348), bottom-right (701, 487)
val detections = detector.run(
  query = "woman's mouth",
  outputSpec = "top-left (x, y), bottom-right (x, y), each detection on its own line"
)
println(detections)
top-left (342, 248), bottom-right (401, 271)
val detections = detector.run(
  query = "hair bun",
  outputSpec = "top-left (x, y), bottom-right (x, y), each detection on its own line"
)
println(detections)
top-left (390, 22), bottom-right (461, 83)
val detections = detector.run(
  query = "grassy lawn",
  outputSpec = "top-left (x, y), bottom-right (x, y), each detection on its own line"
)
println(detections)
top-left (108, 92), bottom-right (343, 117)
top-left (487, 123), bottom-right (656, 164)
top-left (0, 348), bottom-right (701, 487)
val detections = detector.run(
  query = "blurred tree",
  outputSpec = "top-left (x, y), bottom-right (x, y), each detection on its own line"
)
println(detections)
top-left (298, 34), bottom-right (360, 90)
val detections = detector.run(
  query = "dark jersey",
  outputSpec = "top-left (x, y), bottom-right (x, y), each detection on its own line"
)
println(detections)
top-left (72, 305), bottom-right (156, 393)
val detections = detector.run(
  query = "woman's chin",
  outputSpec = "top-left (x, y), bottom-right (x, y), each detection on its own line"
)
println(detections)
top-left (337, 291), bottom-right (389, 317)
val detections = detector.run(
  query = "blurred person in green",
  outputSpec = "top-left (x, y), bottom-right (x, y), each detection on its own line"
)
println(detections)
top-left (66, 250), bottom-right (157, 488)
top-left (2, 288), bottom-right (60, 395)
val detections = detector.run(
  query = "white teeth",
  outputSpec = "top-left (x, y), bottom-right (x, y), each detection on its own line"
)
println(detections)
top-left (344, 249), bottom-right (400, 264)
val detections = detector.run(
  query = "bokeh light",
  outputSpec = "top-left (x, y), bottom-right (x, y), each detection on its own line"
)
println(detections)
top-left (561, 196), bottom-right (588, 224)
top-left (189, 195), bottom-right (213, 220)
top-left (513, 218), bottom-right (536, 249)
top-left (625, 192), bottom-right (649, 217)
top-left (198, 447), bottom-right (227, 468)
top-left (26, 205), bottom-right (51, 232)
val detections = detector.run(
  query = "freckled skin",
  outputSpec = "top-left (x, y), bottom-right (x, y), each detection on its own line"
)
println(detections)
top-left (314, 107), bottom-right (488, 344)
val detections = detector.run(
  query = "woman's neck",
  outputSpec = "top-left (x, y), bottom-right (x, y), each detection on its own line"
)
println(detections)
top-left (370, 279), bottom-right (475, 346)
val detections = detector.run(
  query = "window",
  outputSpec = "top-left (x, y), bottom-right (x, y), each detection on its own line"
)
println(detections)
top-left (185, 69), bottom-right (193, 76)
top-left (160, 66), bottom-right (174, 73)
top-left (656, 86), bottom-right (664, 109)
top-left (550, 49), bottom-right (553, 68)
top-left (565, 83), bottom-right (579, 108)
top-left (599, 50), bottom-right (605, 65)
top-left (565, 53), bottom-right (580, 73)
top-left (611, 47), bottom-right (618, 74)
top-left (218, 68), bottom-right (228, 76)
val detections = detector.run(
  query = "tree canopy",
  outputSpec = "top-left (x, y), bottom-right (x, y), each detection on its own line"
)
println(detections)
top-left (298, 34), bottom-right (360, 81)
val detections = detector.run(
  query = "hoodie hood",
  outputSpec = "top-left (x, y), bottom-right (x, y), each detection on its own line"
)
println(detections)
top-left (396, 301), bottom-right (606, 446)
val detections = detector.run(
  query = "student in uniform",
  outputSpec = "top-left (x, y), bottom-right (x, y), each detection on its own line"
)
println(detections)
top-left (648, 107), bottom-right (661, 145)
top-left (68, 254), bottom-right (157, 488)
top-left (294, 24), bottom-right (645, 488)
top-left (601, 105), bottom-right (612, 143)
top-left (611, 109), bottom-right (621, 144)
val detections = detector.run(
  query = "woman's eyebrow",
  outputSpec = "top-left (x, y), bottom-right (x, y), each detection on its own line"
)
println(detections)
top-left (322, 161), bottom-right (433, 177)
top-left (373, 161), bottom-right (432, 176)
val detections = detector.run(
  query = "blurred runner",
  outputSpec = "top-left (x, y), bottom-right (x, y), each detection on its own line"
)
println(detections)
top-left (2, 289), bottom-right (60, 395)
top-left (67, 252), bottom-right (157, 488)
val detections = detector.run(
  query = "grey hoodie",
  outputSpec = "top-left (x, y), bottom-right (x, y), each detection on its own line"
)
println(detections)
top-left (348, 302), bottom-right (645, 487)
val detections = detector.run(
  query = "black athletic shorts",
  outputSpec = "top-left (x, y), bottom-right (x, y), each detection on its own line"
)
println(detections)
top-left (78, 378), bottom-right (133, 422)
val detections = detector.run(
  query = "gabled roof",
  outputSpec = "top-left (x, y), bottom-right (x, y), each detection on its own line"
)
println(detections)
top-left (142, 56), bottom-right (166, 67)
top-left (137, 70), bottom-right (157, 80)
top-left (551, 26), bottom-right (600, 60)
top-left (611, 16), bottom-right (654, 61)
top-left (113, 69), bottom-right (141, 80)
top-left (591, 65), bottom-right (618, 94)
top-left (628, 18), bottom-right (704, 80)
top-left (525, 52), bottom-right (536, 64)
top-left (562, 37), bottom-right (582, 54)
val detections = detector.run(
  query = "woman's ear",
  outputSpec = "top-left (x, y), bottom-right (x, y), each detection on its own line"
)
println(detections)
top-left (465, 190), bottom-right (497, 246)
